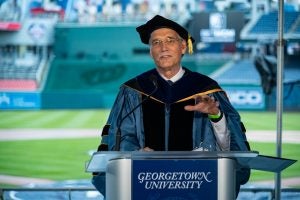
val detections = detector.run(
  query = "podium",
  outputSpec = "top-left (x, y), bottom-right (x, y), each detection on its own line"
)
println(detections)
top-left (86, 151), bottom-right (296, 200)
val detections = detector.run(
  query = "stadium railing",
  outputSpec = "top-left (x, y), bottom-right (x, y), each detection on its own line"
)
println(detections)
top-left (0, 187), bottom-right (300, 200)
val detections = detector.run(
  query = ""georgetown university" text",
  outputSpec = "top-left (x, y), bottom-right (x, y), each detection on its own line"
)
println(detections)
top-left (137, 171), bottom-right (213, 190)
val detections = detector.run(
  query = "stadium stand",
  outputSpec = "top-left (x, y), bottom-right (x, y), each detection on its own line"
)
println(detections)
top-left (0, 79), bottom-right (37, 91)
top-left (294, 22), bottom-right (300, 33)
top-left (214, 59), bottom-right (260, 85)
top-left (249, 11), bottom-right (300, 34)
top-left (0, 50), bottom-right (47, 91)
top-left (241, 11), bottom-right (300, 40)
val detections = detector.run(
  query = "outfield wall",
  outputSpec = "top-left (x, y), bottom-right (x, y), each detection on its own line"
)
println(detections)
top-left (1, 77), bottom-right (299, 110)
top-left (40, 55), bottom-right (226, 109)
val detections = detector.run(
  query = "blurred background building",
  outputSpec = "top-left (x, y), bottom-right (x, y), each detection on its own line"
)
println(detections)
top-left (0, 0), bottom-right (299, 111)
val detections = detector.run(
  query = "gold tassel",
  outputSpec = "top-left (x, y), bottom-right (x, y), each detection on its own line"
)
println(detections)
top-left (188, 34), bottom-right (193, 54)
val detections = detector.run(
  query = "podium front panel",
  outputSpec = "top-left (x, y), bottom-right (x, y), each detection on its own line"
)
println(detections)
top-left (105, 157), bottom-right (235, 200)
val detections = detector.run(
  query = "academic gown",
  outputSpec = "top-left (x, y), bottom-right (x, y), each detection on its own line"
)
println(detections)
top-left (92, 67), bottom-right (251, 198)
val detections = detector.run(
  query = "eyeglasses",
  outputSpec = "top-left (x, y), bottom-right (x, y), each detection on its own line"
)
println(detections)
top-left (150, 37), bottom-right (182, 48)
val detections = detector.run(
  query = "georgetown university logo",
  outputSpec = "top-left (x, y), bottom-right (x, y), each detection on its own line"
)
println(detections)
top-left (132, 159), bottom-right (218, 200)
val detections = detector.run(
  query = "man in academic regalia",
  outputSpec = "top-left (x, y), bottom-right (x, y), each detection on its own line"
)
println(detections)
top-left (92, 15), bottom-right (251, 199)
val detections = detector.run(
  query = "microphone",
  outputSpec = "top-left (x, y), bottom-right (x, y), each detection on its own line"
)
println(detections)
top-left (114, 75), bottom-right (158, 151)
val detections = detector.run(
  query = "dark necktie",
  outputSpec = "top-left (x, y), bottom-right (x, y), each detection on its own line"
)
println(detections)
top-left (167, 80), bottom-right (173, 86)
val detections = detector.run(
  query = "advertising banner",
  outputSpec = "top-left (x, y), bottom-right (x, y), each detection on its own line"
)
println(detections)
top-left (0, 92), bottom-right (41, 109)
top-left (132, 159), bottom-right (218, 200)
top-left (223, 86), bottom-right (266, 110)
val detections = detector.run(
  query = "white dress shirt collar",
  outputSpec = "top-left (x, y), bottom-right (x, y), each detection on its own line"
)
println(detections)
top-left (159, 67), bottom-right (185, 83)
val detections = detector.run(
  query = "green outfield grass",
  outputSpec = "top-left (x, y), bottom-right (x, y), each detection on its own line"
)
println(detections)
top-left (0, 110), bottom-right (110, 129)
top-left (0, 110), bottom-right (299, 130)
top-left (0, 110), bottom-right (299, 187)
top-left (0, 138), bottom-right (97, 180)
top-left (240, 111), bottom-right (300, 130)
top-left (0, 139), bottom-right (299, 183)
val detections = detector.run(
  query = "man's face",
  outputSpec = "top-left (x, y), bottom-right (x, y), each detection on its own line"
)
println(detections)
top-left (149, 28), bottom-right (187, 72)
